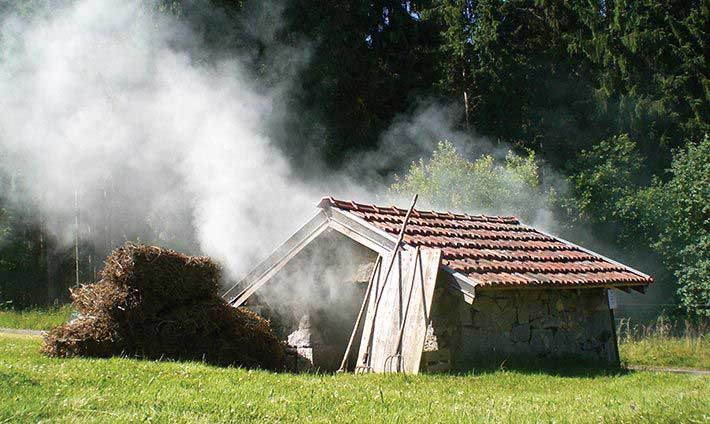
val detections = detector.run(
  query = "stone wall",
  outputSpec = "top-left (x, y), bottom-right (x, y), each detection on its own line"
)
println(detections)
top-left (422, 287), bottom-right (617, 372)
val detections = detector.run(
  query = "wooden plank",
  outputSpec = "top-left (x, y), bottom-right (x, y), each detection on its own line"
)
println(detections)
top-left (357, 249), bottom-right (407, 372)
top-left (356, 248), bottom-right (441, 374)
top-left (399, 248), bottom-right (441, 374)
top-left (328, 208), bottom-right (398, 253)
top-left (337, 256), bottom-right (383, 372)
top-left (328, 219), bottom-right (392, 256)
top-left (443, 266), bottom-right (478, 302)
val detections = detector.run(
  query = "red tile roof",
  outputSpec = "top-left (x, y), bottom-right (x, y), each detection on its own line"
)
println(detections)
top-left (319, 197), bottom-right (652, 289)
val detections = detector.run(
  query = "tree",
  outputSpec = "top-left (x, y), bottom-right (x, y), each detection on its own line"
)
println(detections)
top-left (538, 0), bottom-right (709, 171)
top-left (567, 134), bottom-right (709, 318)
top-left (639, 137), bottom-right (709, 318)
top-left (274, 1), bottom-right (439, 169)
top-left (390, 140), bottom-right (554, 223)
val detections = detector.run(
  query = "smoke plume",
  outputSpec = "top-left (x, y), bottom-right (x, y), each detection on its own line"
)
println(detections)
top-left (0, 0), bottom-right (321, 278)
top-left (0, 0), bottom-right (566, 285)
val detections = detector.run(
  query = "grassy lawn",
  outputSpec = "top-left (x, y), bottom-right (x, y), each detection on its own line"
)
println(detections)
top-left (620, 335), bottom-right (709, 370)
top-left (0, 305), bottom-right (74, 330)
top-left (1, 334), bottom-right (708, 423)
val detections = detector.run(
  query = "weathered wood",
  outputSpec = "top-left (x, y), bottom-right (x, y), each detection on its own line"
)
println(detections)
top-left (223, 211), bottom-right (329, 306)
top-left (356, 247), bottom-right (441, 374)
top-left (607, 289), bottom-right (621, 367)
top-left (385, 247), bottom-right (421, 372)
top-left (399, 248), bottom-right (441, 374)
top-left (356, 249), bottom-right (406, 372)
top-left (356, 195), bottom-right (418, 371)
top-left (337, 255), bottom-right (382, 372)
top-left (327, 208), bottom-right (397, 255)
top-left (443, 266), bottom-right (478, 302)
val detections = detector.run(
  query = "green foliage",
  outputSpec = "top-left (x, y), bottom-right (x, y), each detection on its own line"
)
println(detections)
top-left (620, 335), bottom-right (709, 370)
top-left (534, 0), bottom-right (708, 166)
top-left (618, 315), bottom-right (709, 369)
top-left (1, 333), bottom-right (709, 422)
top-left (390, 141), bottom-right (553, 222)
top-left (0, 201), bottom-right (71, 308)
top-left (274, 1), bottom-right (438, 166)
top-left (640, 138), bottom-right (710, 318)
top-left (566, 134), bottom-right (644, 230)
top-left (569, 135), bottom-right (709, 318)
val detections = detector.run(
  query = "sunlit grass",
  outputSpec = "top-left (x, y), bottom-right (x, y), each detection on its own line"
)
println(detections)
top-left (618, 316), bottom-right (709, 370)
top-left (1, 333), bottom-right (708, 423)
top-left (0, 304), bottom-right (74, 330)
top-left (620, 335), bottom-right (709, 369)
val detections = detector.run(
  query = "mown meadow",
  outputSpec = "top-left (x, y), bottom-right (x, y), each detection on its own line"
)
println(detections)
top-left (1, 333), bottom-right (708, 423)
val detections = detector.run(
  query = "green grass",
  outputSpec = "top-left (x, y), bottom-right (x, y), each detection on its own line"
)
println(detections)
top-left (1, 334), bottom-right (708, 423)
top-left (620, 335), bottom-right (709, 369)
top-left (0, 304), bottom-right (74, 330)
top-left (617, 316), bottom-right (709, 370)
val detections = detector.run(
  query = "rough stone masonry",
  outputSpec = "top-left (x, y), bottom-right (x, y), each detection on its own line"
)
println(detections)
top-left (422, 287), bottom-right (617, 372)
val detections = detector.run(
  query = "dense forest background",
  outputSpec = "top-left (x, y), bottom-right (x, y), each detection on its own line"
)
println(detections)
top-left (0, 0), bottom-right (707, 319)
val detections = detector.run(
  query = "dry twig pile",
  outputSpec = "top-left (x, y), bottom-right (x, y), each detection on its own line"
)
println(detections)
top-left (42, 243), bottom-right (284, 370)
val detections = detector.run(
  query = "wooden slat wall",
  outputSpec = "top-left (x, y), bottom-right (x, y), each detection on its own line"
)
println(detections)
top-left (400, 248), bottom-right (441, 374)
top-left (356, 248), bottom-right (441, 374)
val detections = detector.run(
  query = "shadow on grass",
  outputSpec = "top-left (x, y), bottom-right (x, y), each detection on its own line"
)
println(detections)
top-left (444, 354), bottom-right (630, 378)
top-left (33, 344), bottom-right (631, 378)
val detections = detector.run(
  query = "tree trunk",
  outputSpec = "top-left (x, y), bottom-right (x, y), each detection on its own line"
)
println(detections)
top-left (74, 189), bottom-right (80, 288)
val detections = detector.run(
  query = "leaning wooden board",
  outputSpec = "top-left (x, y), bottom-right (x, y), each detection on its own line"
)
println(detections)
top-left (356, 247), bottom-right (441, 374)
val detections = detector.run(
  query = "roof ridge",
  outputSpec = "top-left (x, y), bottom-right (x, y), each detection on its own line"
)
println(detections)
top-left (318, 196), bottom-right (520, 224)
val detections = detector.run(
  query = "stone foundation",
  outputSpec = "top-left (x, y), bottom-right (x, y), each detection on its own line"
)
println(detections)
top-left (286, 315), bottom-right (343, 372)
top-left (422, 288), bottom-right (617, 372)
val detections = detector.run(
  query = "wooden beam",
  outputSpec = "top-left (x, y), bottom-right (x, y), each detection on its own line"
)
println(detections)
top-left (222, 211), bottom-right (329, 306)
top-left (442, 266), bottom-right (478, 302)
top-left (327, 207), bottom-right (398, 253)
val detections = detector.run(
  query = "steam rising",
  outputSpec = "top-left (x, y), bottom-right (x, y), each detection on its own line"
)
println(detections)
top-left (0, 0), bottom-right (318, 277)
top-left (0, 0), bottom-right (563, 285)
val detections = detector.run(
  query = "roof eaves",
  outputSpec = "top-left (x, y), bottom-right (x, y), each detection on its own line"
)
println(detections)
top-left (528, 226), bottom-right (653, 284)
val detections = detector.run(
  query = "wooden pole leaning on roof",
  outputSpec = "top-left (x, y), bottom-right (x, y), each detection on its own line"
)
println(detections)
top-left (355, 194), bottom-right (418, 373)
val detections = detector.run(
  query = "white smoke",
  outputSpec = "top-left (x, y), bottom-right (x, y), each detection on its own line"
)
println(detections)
top-left (0, 0), bottom-right (566, 286)
top-left (352, 102), bottom-right (565, 231)
top-left (0, 0), bottom-right (317, 277)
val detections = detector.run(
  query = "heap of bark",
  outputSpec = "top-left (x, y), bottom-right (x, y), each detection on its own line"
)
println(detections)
top-left (42, 243), bottom-right (284, 370)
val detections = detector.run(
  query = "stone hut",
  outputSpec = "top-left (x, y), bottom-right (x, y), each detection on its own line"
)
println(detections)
top-left (223, 197), bottom-right (652, 373)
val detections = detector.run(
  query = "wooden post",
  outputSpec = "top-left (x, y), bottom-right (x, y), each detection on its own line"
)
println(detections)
top-left (607, 289), bottom-right (621, 367)
top-left (74, 188), bottom-right (79, 288)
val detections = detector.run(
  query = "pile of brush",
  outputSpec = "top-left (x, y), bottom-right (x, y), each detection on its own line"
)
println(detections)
top-left (42, 243), bottom-right (284, 370)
